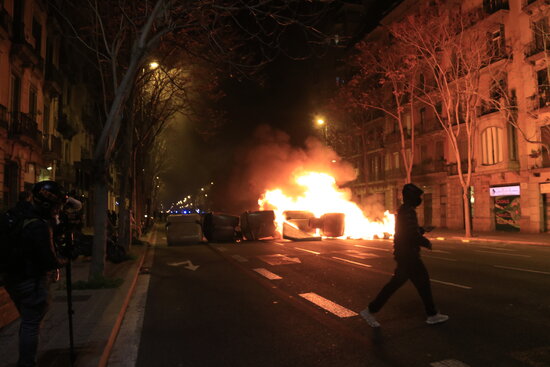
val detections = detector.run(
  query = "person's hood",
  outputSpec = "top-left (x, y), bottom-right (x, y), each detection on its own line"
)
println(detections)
top-left (402, 183), bottom-right (423, 206)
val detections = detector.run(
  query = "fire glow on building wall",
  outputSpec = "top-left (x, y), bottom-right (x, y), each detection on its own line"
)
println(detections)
top-left (258, 171), bottom-right (395, 239)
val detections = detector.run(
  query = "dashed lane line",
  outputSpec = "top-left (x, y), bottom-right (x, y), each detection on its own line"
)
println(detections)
top-left (475, 250), bottom-right (531, 258)
top-left (354, 244), bottom-right (391, 252)
top-left (424, 255), bottom-right (457, 262)
top-left (253, 268), bottom-right (283, 280)
top-left (431, 279), bottom-right (472, 290)
top-left (431, 249), bottom-right (451, 254)
top-left (231, 254), bottom-right (248, 262)
top-left (294, 247), bottom-right (321, 255)
top-left (299, 292), bottom-right (358, 318)
top-left (494, 265), bottom-right (550, 276)
top-left (331, 256), bottom-right (373, 268)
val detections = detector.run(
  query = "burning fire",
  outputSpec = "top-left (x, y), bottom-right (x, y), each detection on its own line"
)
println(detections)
top-left (258, 171), bottom-right (395, 239)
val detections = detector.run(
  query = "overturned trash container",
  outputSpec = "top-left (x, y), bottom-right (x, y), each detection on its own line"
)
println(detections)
top-left (166, 214), bottom-right (204, 245)
top-left (203, 213), bottom-right (239, 242)
top-left (282, 211), bottom-right (321, 241)
top-left (240, 210), bottom-right (276, 240)
top-left (320, 213), bottom-right (345, 238)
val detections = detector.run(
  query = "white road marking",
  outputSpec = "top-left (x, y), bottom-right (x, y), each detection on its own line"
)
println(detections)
top-left (475, 250), bottom-right (531, 258)
top-left (231, 255), bottom-right (248, 262)
top-left (431, 279), bottom-right (472, 290)
top-left (477, 246), bottom-right (517, 252)
top-left (272, 242), bottom-right (287, 246)
top-left (253, 268), bottom-right (283, 280)
top-left (424, 255), bottom-right (457, 262)
top-left (431, 359), bottom-right (471, 367)
top-left (494, 265), bottom-right (550, 276)
top-left (294, 247), bottom-right (321, 255)
top-left (299, 292), bottom-right (358, 318)
top-left (258, 254), bottom-right (301, 265)
top-left (354, 244), bottom-right (391, 252)
top-left (431, 249), bottom-right (451, 254)
top-left (331, 256), bottom-right (372, 268)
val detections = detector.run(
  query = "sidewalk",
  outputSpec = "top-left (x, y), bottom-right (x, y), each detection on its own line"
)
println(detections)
top-left (0, 232), bottom-right (153, 367)
top-left (427, 228), bottom-right (550, 246)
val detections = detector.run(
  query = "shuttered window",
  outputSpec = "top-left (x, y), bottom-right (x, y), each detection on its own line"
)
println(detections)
top-left (481, 127), bottom-right (503, 165)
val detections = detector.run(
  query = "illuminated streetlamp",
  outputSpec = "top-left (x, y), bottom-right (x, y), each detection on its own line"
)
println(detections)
top-left (315, 117), bottom-right (328, 144)
top-left (149, 61), bottom-right (159, 70)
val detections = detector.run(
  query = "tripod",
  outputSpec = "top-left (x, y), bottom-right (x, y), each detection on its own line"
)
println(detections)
top-left (64, 231), bottom-right (76, 367)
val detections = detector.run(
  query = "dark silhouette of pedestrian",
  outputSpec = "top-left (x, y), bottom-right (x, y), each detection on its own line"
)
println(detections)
top-left (3, 181), bottom-right (67, 366)
top-left (360, 183), bottom-right (448, 327)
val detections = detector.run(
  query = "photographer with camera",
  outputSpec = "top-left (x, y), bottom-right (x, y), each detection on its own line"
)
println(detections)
top-left (3, 181), bottom-right (67, 367)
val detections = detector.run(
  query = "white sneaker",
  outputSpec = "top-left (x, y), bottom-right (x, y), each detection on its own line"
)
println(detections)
top-left (426, 313), bottom-right (449, 325)
top-left (360, 308), bottom-right (381, 328)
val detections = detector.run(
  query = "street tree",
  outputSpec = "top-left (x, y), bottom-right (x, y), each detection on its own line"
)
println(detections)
top-left (389, 3), bottom-right (512, 237)
top-left (50, 0), bottom-right (330, 278)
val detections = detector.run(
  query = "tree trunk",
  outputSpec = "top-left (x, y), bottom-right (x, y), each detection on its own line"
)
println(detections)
top-left (90, 175), bottom-right (108, 278)
top-left (462, 188), bottom-right (472, 238)
top-left (117, 117), bottom-right (133, 251)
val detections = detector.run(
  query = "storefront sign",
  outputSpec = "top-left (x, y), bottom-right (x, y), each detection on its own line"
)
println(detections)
top-left (489, 185), bottom-right (520, 197)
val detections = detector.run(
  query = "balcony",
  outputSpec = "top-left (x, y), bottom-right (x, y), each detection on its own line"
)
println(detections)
top-left (11, 22), bottom-right (40, 68)
top-left (478, 102), bottom-right (499, 117)
top-left (484, 0), bottom-right (510, 13)
top-left (0, 105), bottom-right (8, 130)
top-left (526, 39), bottom-right (549, 58)
top-left (448, 160), bottom-right (476, 176)
top-left (412, 159), bottom-right (447, 175)
top-left (57, 114), bottom-right (78, 139)
top-left (523, 0), bottom-right (550, 11)
top-left (45, 63), bottom-right (63, 93)
top-left (9, 112), bottom-right (40, 145)
top-left (42, 135), bottom-right (62, 161)
top-left (465, 0), bottom-right (509, 26)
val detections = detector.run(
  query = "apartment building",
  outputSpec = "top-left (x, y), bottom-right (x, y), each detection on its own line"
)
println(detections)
top-left (334, 0), bottom-right (550, 233)
top-left (0, 0), bottom-right (97, 211)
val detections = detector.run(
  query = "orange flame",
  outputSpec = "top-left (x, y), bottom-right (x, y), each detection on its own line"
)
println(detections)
top-left (258, 171), bottom-right (395, 239)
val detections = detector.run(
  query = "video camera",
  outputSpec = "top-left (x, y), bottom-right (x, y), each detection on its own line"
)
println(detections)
top-left (56, 196), bottom-right (86, 259)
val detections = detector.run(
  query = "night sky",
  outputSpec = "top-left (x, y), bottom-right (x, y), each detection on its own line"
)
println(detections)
top-left (160, 0), bottom-right (401, 212)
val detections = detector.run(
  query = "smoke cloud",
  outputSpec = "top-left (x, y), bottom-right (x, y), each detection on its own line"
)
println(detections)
top-left (211, 125), bottom-right (357, 213)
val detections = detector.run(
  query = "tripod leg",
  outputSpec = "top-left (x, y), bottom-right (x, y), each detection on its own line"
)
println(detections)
top-left (66, 260), bottom-right (76, 366)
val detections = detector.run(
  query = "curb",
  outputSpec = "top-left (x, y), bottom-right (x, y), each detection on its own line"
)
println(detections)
top-left (97, 230), bottom-right (155, 367)
top-left (428, 235), bottom-right (550, 247)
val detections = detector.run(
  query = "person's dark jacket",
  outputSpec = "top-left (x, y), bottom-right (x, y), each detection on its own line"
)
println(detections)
top-left (5, 206), bottom-right (62, 281)
top-left (393, 203), bottom-right (432, 258)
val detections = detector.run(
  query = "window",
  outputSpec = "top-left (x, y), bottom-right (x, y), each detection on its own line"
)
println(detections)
top-left (537, 68), bottom-right (550, 108)
top-left (542, 125), bottom-right (550, 167)
top-left (488, 25), bottom-right (506, 60)
top-left (481, 127), bottom-right (503, 165)
top-left (393, 151), bottom-right (400, 169)
top-left (32, 18), bottom-right (42, 55)
top-left (29, 87), bottom-right (37, 120)
top-left (508, 124), bottom-right (518, 161)
top-left (385, 154), bottom-right (391, 171)
top-left (532, 17), bottom-right (549, 53)
top-left (419, 107), bottom-right (426, 132)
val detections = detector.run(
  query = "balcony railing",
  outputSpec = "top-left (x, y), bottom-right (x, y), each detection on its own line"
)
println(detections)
top-left (526, 39), bottom-right (549, 58)
top-left (9, 112), bottom-right (40, 144)
top-left (524, 0), bottom-right (550, 9)
top-left (42, 134), bottom-right (62, 159)
top-left (484, 0), bottom-right (510, 13)
top-left (412, 159), bottom-right (447, 175)
top-left (447, 160), bottom-right (476, 175)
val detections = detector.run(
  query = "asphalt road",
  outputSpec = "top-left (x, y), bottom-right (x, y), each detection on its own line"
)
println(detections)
top-left (136, 231), bottom-right (550, 367)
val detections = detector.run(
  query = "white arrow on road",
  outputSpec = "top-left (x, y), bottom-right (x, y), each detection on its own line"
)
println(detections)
top-left (167, 260), bottom-right (200, 271)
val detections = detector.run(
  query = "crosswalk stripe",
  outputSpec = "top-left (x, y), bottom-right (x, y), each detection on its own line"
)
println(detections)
top-left (299, 292), bottom-right (357, 318)
top-left (231, 255), bottom-right (248, 262)
top-left (253, 268), bottom-right (282, 280)
top-left (354, 244), bottom-right (391, 252)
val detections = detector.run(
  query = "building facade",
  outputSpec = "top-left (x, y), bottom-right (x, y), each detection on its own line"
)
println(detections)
top-left (333, 0), bottom-right (550, 234)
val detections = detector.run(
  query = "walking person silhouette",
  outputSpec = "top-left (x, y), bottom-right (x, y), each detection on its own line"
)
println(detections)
top-left (360, 183), bottom-right (448, 327)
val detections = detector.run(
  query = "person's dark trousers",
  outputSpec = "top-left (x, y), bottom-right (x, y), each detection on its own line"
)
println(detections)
top-left (5, 276), bottom-right (50, 367)
top-left (368, 256), bottom-right (437, 316)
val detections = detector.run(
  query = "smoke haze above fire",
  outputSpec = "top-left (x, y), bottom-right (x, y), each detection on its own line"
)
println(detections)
top-left (211, 125), bottom-right (357, 214)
